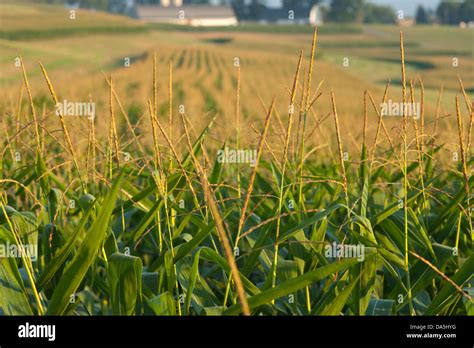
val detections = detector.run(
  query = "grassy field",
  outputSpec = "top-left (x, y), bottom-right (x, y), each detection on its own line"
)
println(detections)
top-left (0, 2), bottom-right (472, 316)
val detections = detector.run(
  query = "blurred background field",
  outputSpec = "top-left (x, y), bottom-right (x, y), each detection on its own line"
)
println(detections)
top-left (0, 1), bottom-right (472, 161)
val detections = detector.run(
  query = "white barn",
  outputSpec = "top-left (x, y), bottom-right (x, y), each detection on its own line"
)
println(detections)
top-left (136, 0), bottom-right (238, 27)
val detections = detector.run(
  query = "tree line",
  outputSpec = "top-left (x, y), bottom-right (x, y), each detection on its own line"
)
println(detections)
top-left (39, 0), bottom-right (474, 25)
top-left (324, 0), bottom-right (473, 25)
top-left (416, 0), bottom-right (474, 25)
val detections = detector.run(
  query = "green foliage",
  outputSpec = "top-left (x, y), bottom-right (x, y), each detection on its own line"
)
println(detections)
top-left (435, 0), bottom-right (474, 25)
top-left (1, 146), bottom-right (471, 316)
top-left (415, 5), bottom-right (429, 24)
top-left (108, 253), bottom-right (143, 315)
top-left (328, 0), bottom-right (364, 23)
top-left (0, 8), bottom-right (471, 317)
top-left (363, 3), bottom-right (396, 24)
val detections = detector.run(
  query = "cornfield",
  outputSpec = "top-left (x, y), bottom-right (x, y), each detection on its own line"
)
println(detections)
top-left (0, 25), bottom-right (473, 317)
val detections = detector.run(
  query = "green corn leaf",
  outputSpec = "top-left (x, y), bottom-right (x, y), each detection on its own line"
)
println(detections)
top-left (147, 292), bottom-right (176, 315)
top-left (366, 299), bottom-right (395, 315)
top-left (425, 253), bottom-right (474, 315)
top-left (108, 253), bottom-right (143, 315)
top-left (320, 273), bottom-right (360, 315)
top-left (224, 253), bottom-right (375, 315)
top-left (46, 172), bottom-right (125, 315)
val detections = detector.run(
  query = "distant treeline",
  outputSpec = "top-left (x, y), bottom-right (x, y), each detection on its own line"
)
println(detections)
top-left (39, 0), bottom-right (474, 24)
top-left (323, 0), bottom-right (473, 25)
top-left (416, 0), bottom-right (474, 25)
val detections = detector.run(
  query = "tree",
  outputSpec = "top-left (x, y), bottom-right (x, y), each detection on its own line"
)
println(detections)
top-left (459, 0), bottom-right (474, 23)
top-left (363, 3), bottom-right (396, 24)
top-left (415, 5), bottom-right (429, 24)
top-left (328, 0), bottom-right (364, 23)
top-left (436, 1), bottom-right (461, 25)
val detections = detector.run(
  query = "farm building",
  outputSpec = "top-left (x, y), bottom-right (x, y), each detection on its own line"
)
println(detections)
top-left (257, 4), bottom-right (323, 26)
top-left (135, 0), bottom-right (238, 27)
